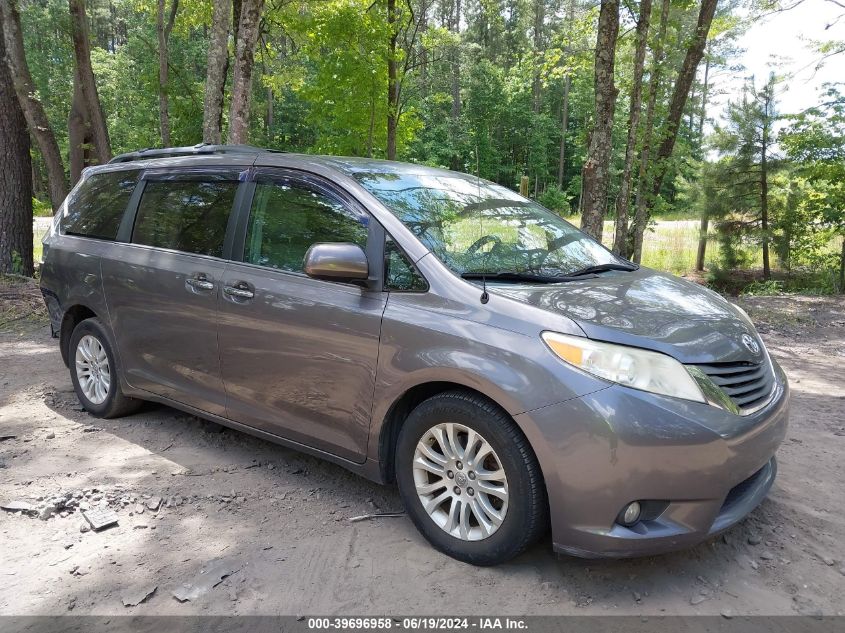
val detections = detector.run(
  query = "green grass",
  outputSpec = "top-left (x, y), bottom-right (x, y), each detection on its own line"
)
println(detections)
top-left (619, 219), bottom-right (724, 275)
top-left (563, 215), bottom-right (724, 275)
top-left (649, 209), bottom-right (701, 222)
top-left (33, 224), bottom-right (48, 265)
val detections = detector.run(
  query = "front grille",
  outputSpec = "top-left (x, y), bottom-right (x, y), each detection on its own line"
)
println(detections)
top-left (693, 360), bottom-right (774, 412)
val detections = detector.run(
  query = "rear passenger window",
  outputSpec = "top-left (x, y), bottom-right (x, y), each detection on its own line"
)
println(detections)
top-left (132, 178), bottom-right (239, 257)
top-left (244, 179), bottom-right (368, 272)
top-left (61, 170), bottom-right (138, 240)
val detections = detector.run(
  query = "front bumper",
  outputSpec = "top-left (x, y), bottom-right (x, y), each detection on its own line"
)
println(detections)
top-left (515, 360), bottom-right (789, 558)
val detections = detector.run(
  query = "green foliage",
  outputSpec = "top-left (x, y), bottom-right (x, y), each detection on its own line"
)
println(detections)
top-left (18, 0), bottom-right (714, 211)
top-left (32, 197), bottom-right (53, 217)
top-left (11, 0), bottom-right (843, 292)
top-left (739, 273), bottom-right (840, 296)
top-left (537, 185), bottom-right (570, 215)
top-left (780, 83), bottom-right (845, 291)
top-left (705, 75), bottom-right (779, 271)
top-left (780, 84), bottom-right (845, 231)
top-left (276, 0), bottom-right (398, 157)
top-left (11, 251), bottom-right (24, 275)
top-left (767, 173), bottom-right (834, 273)
top-left (740, 279), bottom-right (784, 296)
top-left (20, 0), bottom-right (210, 163)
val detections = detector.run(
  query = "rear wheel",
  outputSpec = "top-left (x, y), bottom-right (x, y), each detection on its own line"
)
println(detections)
top-left (395, 391), bottom-right (547, 565)
top-left (69, 318), bottom-right (142, 418)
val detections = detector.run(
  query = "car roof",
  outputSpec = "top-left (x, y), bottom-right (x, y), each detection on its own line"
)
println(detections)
top-left (105, 144), bottom-right (476, 181)
top-left (108, 144), bottom-right (275, 163)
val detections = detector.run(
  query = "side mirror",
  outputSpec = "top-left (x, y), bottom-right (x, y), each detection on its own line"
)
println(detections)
top-left (303, 242), bottom-right (369, 283)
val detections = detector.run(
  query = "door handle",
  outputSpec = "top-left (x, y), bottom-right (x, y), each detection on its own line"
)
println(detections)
top-left (223, 284), bottom-right (255, 300)
top-left (186, 277), bottom-right (214, 291)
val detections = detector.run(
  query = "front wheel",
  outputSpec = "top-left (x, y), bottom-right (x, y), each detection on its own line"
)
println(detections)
top-left (395, 391), bottom-right (547, 565)
top-left (69, 317), bottom-right (142, 418)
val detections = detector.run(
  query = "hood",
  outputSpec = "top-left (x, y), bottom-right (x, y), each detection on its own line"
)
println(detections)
top-left (491, 267), bottom-right (764, 364)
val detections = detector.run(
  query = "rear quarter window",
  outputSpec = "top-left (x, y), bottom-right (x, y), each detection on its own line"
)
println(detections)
top-left (61, 170), bottom-right (139, 240)
top-left (385, 236), bottom-right (428, 292)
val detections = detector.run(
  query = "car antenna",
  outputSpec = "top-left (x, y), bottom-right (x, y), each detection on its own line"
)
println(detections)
top-left (476, 144), bottom-right (489, 305)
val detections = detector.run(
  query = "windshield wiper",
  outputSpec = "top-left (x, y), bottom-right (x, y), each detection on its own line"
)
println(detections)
top-left (460, 271), bottom-right (558, 283)
top-left (461, 263), bottom-right (639, 284)
top-left (566, 262), bottom-right (639, 277)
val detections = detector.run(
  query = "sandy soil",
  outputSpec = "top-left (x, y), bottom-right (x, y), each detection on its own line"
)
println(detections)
top-left (1, 276), bottom-right (843, 616)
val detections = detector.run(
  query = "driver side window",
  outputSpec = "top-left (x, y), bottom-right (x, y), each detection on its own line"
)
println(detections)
top-left (244, 179), bottom-right (369, 272)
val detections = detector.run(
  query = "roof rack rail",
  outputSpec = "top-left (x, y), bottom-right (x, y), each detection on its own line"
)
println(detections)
top-left (108, 143), bottom-right (282, 164)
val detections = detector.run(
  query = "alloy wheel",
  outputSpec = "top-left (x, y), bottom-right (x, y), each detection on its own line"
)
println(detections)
top-left (412, 422), bottom-right (509, 541)
top-left (75, 334), bottom-right (111, 405)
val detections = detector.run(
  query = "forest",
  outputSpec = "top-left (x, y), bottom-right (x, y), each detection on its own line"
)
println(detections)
top-left (0, 0), bottom-right (843, 293)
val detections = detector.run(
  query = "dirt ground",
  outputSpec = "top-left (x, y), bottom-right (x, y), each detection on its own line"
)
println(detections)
top-left (1, 275), bottom-right (844, 616)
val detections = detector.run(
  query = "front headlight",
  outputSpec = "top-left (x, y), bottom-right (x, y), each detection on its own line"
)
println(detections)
top-left (541, 332), bottom-right (706, 403)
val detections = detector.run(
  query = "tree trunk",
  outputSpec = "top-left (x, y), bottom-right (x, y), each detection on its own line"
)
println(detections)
top-left (698, 57), bottom-right (710, 140)
top-left (68, 67), bottom-right (94, 185)
top-left (157, 0), bottom-right (169, 146)
top-left (109, 0), bottom-right (116, 51)
top-left (232, 0), bottom-right (241, 50)
top-left (265, 86), bottom-right (273, 141)
top-left (556, 0), bottom-right (576, 189)
top-left (448, 0), bottom-right (460, 168)
top-left (0, 0), bottom-right (66, 210)
top-left (202, 0), bottom-right (230, 144)
top-left (695, 213), bottom-right (708, 271)
top-left (631, 0), bottom-right (714, 263)
top-left (612, 0), bottom-right (652, 256)
top-left (0, 26), bottom-right (33, 277)
top-left (644, 0), bottom-right (717, 205)
top-left (557, 75), bottom-right (570, 188)
top-left (629, 0), bottom-right (669, 261)
top-left (530, 0), bottom-right (544, 193)
top-left (68, 0), bottom-right (111, 163)
top-left (31, 148), bottom-right (42, 197)
top-left (227, 0), bottom-right (264, 144)
top-left (579, 0), bottom-right (620, 241)
top-left (386, 0), bottom-right (398, 160)
top-left (450, 0), bottom-right (461, 119)
top-left (157, 0), bottom-right (178, 147)
top-left (694, 53), bottom-right (710, 270)
top-left (367, 83), bottom-right (376, 158)
top-left (761, 101), bottom-right (770, 280)
top-left (531, 0), bottom-right (543, 114)
top-left (687, 84), bottom-right (696, 133)
top-left (419, 0), bottom-right (429, 99)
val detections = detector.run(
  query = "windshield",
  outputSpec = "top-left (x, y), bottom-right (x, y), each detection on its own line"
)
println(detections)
top-left (353, 171), bottom-right (628, 278)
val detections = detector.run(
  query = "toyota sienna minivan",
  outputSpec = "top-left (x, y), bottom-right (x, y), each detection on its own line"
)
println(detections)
top-left (40, 144), bottom-right (789, 565)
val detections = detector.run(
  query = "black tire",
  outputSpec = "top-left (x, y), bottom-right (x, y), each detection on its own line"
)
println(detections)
top-left (395, 390), bottom-right (548, 565)
top-left (68, 317), bottom-right (142, 419)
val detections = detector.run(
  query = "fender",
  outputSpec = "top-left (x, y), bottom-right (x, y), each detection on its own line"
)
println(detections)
top-left (367, 306), bottom-right (609, 465)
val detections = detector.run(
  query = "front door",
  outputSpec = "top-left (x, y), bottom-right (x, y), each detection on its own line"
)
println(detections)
top-left (102, 170), bottom-right (241, 416)
top-left (218, 172), bottom-right (385, 462)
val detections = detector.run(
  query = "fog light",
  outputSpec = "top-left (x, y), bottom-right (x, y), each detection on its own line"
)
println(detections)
top-left (620, 501), bottom-right (641, 526)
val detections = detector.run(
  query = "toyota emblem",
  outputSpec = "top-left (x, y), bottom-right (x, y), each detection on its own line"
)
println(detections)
top-left (741, 333), bottom-right (760, 355)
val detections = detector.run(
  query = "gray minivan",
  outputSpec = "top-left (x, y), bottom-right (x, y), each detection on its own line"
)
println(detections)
top-left (40, 145), bottom-right (788, 565)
